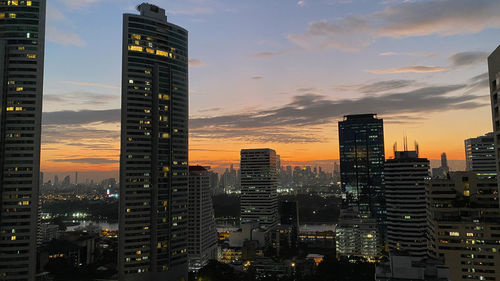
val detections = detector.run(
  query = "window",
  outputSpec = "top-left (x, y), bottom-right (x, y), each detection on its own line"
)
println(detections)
top-left (128, 45), bottom-right (143, 52)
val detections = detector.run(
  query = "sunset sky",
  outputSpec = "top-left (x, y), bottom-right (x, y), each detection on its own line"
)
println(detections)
top-left (41, 0), bottom-right (500, 182)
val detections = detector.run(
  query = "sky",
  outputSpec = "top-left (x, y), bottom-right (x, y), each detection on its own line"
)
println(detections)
top-left (41, 0), bottom-right (500, 182)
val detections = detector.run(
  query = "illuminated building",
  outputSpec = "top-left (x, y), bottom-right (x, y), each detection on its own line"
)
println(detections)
top-left (335, 210), bottom-right (381, 260)
top-left (385, 149), bottom-right (429, 257)
top-left (426, 172), bottom-right (500, 281)
top-left (375, 253), bottom-right (449, 281)
top-left (0, 1), bottom-right (46, 280)
top-left (465, 133), bottom-right (496, 178)
top-left (240, 149), bottom-right (279, 230)
top-left (338, 114), bottom-right (385, 225)
top-left (188, 166), bottom-right (217, 272)
top-left (118, 3), bottom-right (188, 281)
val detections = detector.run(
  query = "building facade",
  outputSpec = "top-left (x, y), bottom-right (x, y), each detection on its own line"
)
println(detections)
top-left (119, 3), bottom-right (188, 281)
top-left (187, 166), bottom-right (217, 272)
top-left (335, 210), bottom-right (381, 260)
top-left (465, 133), bottom-right (496, 178)
top-left (426, 172), bottom-right (500, 281)
top-left (488, 46), bottom-right (500, 203)
top-left (385, 150), bottom-right (429, 257)
top-left (0, 1), bottom-right (46, 280)
top-left (338, 114), bottom-right (385, 223)
top-left (240, 149), bottom-right (279, 230)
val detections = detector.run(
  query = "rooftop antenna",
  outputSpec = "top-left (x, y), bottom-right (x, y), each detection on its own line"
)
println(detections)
top-left (415, 141), bottom-right (419, 157)
top-left (403, 131), bottom-right (408, 152)
top-left (393, 142), bottom-right (397, 158)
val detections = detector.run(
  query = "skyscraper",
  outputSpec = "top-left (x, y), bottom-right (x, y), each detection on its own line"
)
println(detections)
top-left (240, 149), bottom-right (279, 229)
top-left (488, 45), bottom-right (500, 201)
top-left (432, 152), bottom-right (450, 179)
top-left (119, 3), bottom-right (189, 281)
top-left (0, 1), bottom-right (46, 280)
top-left (187, 166), bottom-right (217, 272)
top-left (465, 133), bottom-right (496, 178)
top-left (338, 114), bottom-right (385, 223)
top-left (385, 149), bottom-right (429, 257)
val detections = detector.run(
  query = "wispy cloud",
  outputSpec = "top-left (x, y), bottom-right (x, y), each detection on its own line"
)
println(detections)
top-left (289, 0), bottom-right (500, 50)
top-left (43, 109), bottom-right (120, 125)
top-left (449, 51), bottom-right (489, 67)
top-left (61, 81), bottom-right (120, 89)
top-left (46, 25), bottom-right (86, 47)
top-left (60, 0), bottom-right (106, 10)
top-left (379, 52), bottom-right (436, 57)
top-left (297, 1), bottom-right (306, 7)
top-left (251, 76), bottom-right (263, 80)
top-left (366, 66), bottom-right (447, 74)
top-left (250, 51), bottom-right (287, 58)
top-left (332, 79), bottom-right (416, 93)
top-left (189, 59), bottom-right (206, 67)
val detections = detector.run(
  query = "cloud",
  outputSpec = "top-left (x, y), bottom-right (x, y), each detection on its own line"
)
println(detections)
top-left (51, 158), bottom-right (118, 164)
top-left (333, 80), bottom-right (416, 93)
top-left (251, 76), bottom-right (263, 80)
top-left (289, 0), bottom-right (500, 50)
top-left (43, 109), bottom-right (120, 125)
top-left (379, 52), bottom-right (436, 57)
top-left (366, 66), bottom-right (447, 74)
top-left (61, 81), bottom-right (120, 89)
top-left (190, 81), bottom-right (486, 143)
top-left (250, 51), bottom-right (286, 58)
top-left (449, 51), bottom-right (489, 67)
top-left (46, 25), bottom-right (86, 47)
top-left (297, 1), bottom-right (305, 6)
top-left (189, 59), bottom-right (205, 67)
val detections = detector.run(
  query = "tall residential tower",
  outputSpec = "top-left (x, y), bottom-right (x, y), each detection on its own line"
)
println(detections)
top-left (465, 133), bottom-right (496, 178)
top-left (385, 149), bottom-right (429, 257)
top-left (119, 3), bottom-right (189, 281)
top-left (0, 1), bottom-right (46, 280)
top-left (240, 149), bottom-right (279, 230)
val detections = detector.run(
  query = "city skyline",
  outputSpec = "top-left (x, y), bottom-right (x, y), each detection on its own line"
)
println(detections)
top-left (40, 0), bottom-right (499, 179)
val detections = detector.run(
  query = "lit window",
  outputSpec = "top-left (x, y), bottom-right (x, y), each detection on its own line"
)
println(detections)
top-left (161, 133), bottom-right (170, 139)
top-left (450, 232), bottom-right (460, 237)
top-left (128, 80), bottom-right (134, 84)
top-left (467, 233), bottom-right (474, 237)
top-left (18, 46), bottom-right (24, 51)
top-left (27, 1), bottom-right (32, 6)
top-left (9, 0), bottom-right (19, 5)
top-left (15, 107), bottom-right (22, 111)
top-left (26, 33), bottom-right (30, 38)
top-left (128, 45), bottom-right (143, 52)
top-left (131, 34), bottom-right (141, 40)
top-left (9, 13), bottom-right (16, 18)
top-left (0, 13), bottom-right (5, 19)
top-left (146, 48), bottom-right (154, 54)
top-left (26, 54), bottom-right (36, 59)
top-left (156, 50), bottom-right (169, 57)
top-left (6, 107), bottom-right (14, 111)
top-left (8, 81), bottom-right (15, 85)
top-left (16, 87), bottom-right (23, 91)
top-left (11, 236), bottom-right (16, 241)
top-left (464, 190), bottom-right (470, 197)
top-left (144, 109), bottom-right (151, 113)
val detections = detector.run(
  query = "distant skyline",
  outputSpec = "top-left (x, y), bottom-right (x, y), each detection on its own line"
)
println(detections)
top-left (41, 0), bottom-right (500, 179)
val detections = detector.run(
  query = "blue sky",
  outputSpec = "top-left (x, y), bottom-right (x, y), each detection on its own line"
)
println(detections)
top-left (41, 0), bottom-right (500, 180)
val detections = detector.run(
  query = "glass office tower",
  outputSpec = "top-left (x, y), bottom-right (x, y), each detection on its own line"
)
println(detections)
top-left (119, 3), bottom-right (188, 281)
top-left (338, 114), bottom-right (385, 223)
top-left (0, 1), bottom-right (45, 280)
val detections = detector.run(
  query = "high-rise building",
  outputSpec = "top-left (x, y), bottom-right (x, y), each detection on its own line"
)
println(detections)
top-left (338, 114), bottom-right (385, 222)
top-left (240, 149), bottom-right (279, 229)
top-left (385, 150), bottom-right (429, 257)
top-left (488, 45), bottom-right (500, 201)
top-left (335, 210), bottom-right (381, 260)
top-left (426, 172), bottom-right (500, 281)
top-left (465, 133), bottom-right (496, 178)
top-left (187, 166), bottom-right (217, 272)
top-left (118, 3), bottom-right (189, 281)
top-left (0, 1), bottom-right (46, 280)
